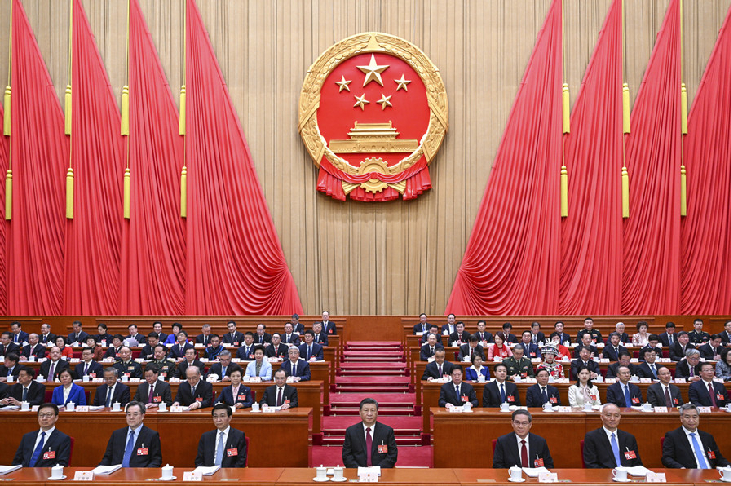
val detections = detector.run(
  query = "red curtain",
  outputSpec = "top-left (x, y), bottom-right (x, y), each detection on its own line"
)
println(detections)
top-left (63, 0), bottom-right (125, 315)
top-left (621, 0), bottom-right (681, 314)
top-left (185, 0), bottom-right (302, 315)
top-left (559, 0), bottom-right (623, 315)
top-left (120, 0), bottom-right (186, 315)
top-left (681, 4), bottom-right (731, 314)
top-left (446, 0), bottom-right (563, 315)
top-left (0, 103), bottom-right (8, 315)
top-left (7, 0), bottom-right (68, 315)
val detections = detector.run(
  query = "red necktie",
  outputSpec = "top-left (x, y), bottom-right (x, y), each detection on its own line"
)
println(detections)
top-left (365, 427), bottom-right (373, 466)
top-left (520, 439), bottom-right (529, 467)
top-left (276, 388), bottom-right (282, 407)
top-left (709, 383), bottom-right (717, 407)
top-left (148, 385), bottom-right (154, 404)
top-left (664, 386), bottom-right (672, 408)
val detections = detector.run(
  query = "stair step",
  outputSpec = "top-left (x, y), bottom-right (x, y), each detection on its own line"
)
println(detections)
top-left (339, 362), bottom-right (407, 369)
top-left (322, 416), bottom-right (422, 432)
top-left (335, 376), bottom-right (411, 384)
top-left (345, 341), bottom-right (401, 347)
top-left (318, 435), bottom-right (425, 446)
top-left (329, 393), bottom-right (417, 405)
top-left (337, 370), bottom-right (408, 377)
top-left (327, 408), bottom-right (414, 416)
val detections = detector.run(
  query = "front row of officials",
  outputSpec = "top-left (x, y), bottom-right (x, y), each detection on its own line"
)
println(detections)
top-left (10, 397), bottom-right (729, 470)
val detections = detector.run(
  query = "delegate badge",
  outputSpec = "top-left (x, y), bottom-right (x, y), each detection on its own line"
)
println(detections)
top-left (298, 33), bottom-right (448, 201)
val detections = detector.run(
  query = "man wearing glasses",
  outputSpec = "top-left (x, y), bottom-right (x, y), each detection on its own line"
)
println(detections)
top-left (99, 401), bottom-right (162, 467)
top-left (12, 403), bottom-right (72, 466)
top-left (493, 409), bottom-right (554, 468)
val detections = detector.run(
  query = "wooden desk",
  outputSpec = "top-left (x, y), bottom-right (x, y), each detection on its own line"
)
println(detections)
top-left (453, 468), bottom-right (718, 485)
top-left (277, 467), bottom-right (459, 485)
top-left (0, 409), bottom-right (311, 468)
top-left (432, 408), bottom-right (731, 469)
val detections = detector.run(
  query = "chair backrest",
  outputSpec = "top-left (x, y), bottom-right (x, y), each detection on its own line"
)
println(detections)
top-left (492, 439), bottom-right (497, 455)
top-left (660, 436), bottom-right (665, 455)
top-left (84, 390), bottom-right (91, 405)
top-left (68, 436), bottom-right (75, 466)
top-left (580, 439), bottom-right (586, 468)
top-left (44, 390), bottom-right (53, 403)
top-left (244, 436), bottom-right (250, 467)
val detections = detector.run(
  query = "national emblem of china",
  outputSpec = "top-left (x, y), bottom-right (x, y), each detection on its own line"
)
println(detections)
top-left (298, 33), bottom-right (448, 201)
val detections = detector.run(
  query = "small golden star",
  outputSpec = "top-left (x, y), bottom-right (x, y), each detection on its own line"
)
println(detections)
top-left (335, 76), bottom-right (351, 92)
top-left (377, 94), bottom-right (392, 110)
top-left (353, 94), bottom-right (370, 111)
top-left (356, 55), bottom-right (390, 86)
top-left (394, 74), bottom-right (411, 91)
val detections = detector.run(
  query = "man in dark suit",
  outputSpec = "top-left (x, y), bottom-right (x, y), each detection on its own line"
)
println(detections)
top-left (529, 322), bottom-right (546, 345)
top-left (474, 320), bottom-right (493, 344)
top-left (280, 347), bottom-right (311, 381)
top-left (675, 349), bottom-right (703, 380)
top-left (281, 324), bottom-right (300, 346)
top-left (670, 332), bottom-right (694, 361)
top-left (0, 353), bottom-right (20, 382)
top-left (2, 367), bottom-right (46, 406)
top-left (151, 322), bottom-right (167, 343)
top-left (0, 332), bottom-right (20, 358)
top-left (421, 326), bottom-right (443, 345)
top-left (457, 335), bottom-right (485, 362)
top-left (22, 334), bottom-right (47, 360)
top-left (113, 347), bottom-right (143, 380)
top-left (606, 365), bottom-right (643, 408)
top-left (67, 321), bottom-right (90, 345)
top-left (9, 322), bottom-right (29, 345)
top-left (319, 311), bottom-right (338, 335)
top-left (516, 331), bottom-right (541, 359)
top-left (635, 348), bottom-right (660, 380)
top-left (606, 352), bottom-right (637, 379)
top-left (448, 322), bottom-right (470, 347)
top-left (342, 398), bottom-right (397, 468)
top-left (204, 334), bottom-right (225, 361)
top-left (493, 409), bottom-right (554, 468)
top-left (169, 331), bottom-right (194, 359)
top-left (441, 314), bottom-right (457, 336)
top-left (175, 348), bottom-right (205, 379)
top-left (254, 324), bottom-right (272, 346)
top-left (438, 368), bottom-right (478, 408)
top-left (99, 401), bottom-right (162, 467)
top-left (290, 314), bottom-right (305, 335)
top-left (659, 322), bottom-right (677, 348)
top-left (525, 369), bottom-right (561, 407)
top-left (688, 363), bottom-right (728, 407)
top-left (206, 351), bottom-right (242, 382)
top-left (12, 404), bottom-right (72, 466)
top-left (93, 368), bottom-right (131, 407)
top-left (39, 323), bottom-right (56, 346)
top-left (0, 381), bottom-right (7, 403)
top-left (698, 335), bottom-right (723, 361)
top-left (298, 331), bottom-right (324, 361)
top-left (420, 333), bottom-right (445, 361)
top-left (75, 348), bottom-right (104, 379)
top-left (265, 334), bottom-right (289, 359)
top-left (573, 334), bottom-right (598, 358)
top-left (413, 313), bottom-right (430, 334)
top-left (501, 323), bottom-right (518, 343)
top-left (312, 322), bottom-right (329, 346)
top-left (39, 347), bottom-right (69, 382)
top-left (195, 403), bottom-right (247, 467)
top-left (721, 320), bottom-right (731, 346)
top-left (662, 403), bottom-right (730, 468)
top-left (483, 363), bottom-right (521, 407)
top-left (647, 366), bottom-right (683, 407)
top-left (603, 333), bottom-right (627, 361)
top-left (173, 365), bottom-right (213, 409)
top-left (133, 364), bottom-right (173, 408)
top-left (552, 321), bottom-right (572, 345)
top-left (583, 403), bottom-right (642, 468)
top-left (260, 369), bottom-right (298, 408)
top-left (103, 335), bottom-right (125, 359)
top-left (195, 324), bottom-right (213, 347)
top-left (422, 350), bottom-right (454, 381)
top-left (141, 333), bottom-right (161, 361)
top-left (222, 321), bottom-right (245, 346)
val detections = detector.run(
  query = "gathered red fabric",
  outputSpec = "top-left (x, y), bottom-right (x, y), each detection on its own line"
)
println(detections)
top-left (681, 4), bottom-right (731, 314)
top-left (120, 0), bottom-right (186, 315)
top-left (185, 0), bottom-right (302, 315)
top-left (621, 0), bottom-right (681, 314)
top-left (7, 0), bottom-right (68, 315)
top-left (0, 104), bottom-right (8, 315)
top-left (63, 0), bottom-right (125, 315)
top-left (446, 0), bottom-right (563, 315)
top-left (559, 0), bottom-right (623, 315)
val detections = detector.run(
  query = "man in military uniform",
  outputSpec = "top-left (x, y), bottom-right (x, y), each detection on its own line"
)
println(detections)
top-left (149, 345), bottom-right (176, 380)
top-left (687, 319), bottom-right (710, 345)
top-left (113, 346), bottom-right (143, 380)
top-left (503, 345), bottom-right (534, 379)
top-left (576, 317), bottom-right (603, 344)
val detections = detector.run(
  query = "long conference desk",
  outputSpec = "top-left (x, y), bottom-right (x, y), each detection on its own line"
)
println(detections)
top-left (0, 409), bottom-right (312, 468)
top-left (431, 407), bottom-right (731, 469)
top-left (0, 467), bottom-right (726, 485)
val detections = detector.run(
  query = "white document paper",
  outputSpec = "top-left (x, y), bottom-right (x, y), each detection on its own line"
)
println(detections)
top-left (92, 465), bottom-right (122, 475)
top-left (0, 465), bottom-right (22, 475)
top-left (522, 467), bottom-right (548, 477)
top-left (192, 466), bottom-right (220, 476)
top-left (625, 466), bottom-right (650, 476)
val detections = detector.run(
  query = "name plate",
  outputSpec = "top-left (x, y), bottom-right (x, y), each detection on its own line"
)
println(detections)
top-left (697, 407), bottom-right (712, 414)
top-left (75, 406), bottom-right (89, 413)
top-left (73, 471), bottom-right (94, 481)
top-left (646, 472), bottom-right (666, 483)
top-left (538, 472), bottom-right (558, 483)
top-left (183, 471), bottom-right (202, 481)
top-left (653, 407), bottom-right (669, 413)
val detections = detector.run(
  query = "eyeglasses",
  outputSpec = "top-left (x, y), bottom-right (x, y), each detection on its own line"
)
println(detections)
top-left (38, 413), bottom-right (56, 419)
top-left (512, 421), bottom-right (530, 426)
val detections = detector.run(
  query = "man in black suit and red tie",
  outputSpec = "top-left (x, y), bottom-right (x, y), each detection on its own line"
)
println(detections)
top-left (583, 404), bottom-right (643, 468)
top-left (493, 409), bottom-right (554, 468)
top-left (12, 403), bottom-right (72, 466)
top-left (688, 362), bottom-right (728, 408)
top-left (259, 369), bottom-right (298, 408)
top-left (483, 363), bottom-right (521, 408)
top-left (342, 398), bottom-right (397, 468)
top-left (195, 403), bottom-right (248, 467)
top-left (99, 401), bottom-right (162, 467)
top-left (0, 332), bottom-right (20, 358)
top-left (662, 403), bottom-right (730, 468)
top-left (133, 364), bottom-right (173, 409)
top-left (22, 334), bottom-right (47, 360)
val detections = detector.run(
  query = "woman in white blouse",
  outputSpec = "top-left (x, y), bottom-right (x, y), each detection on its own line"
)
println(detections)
top-left (631, 321), bottom-right (650, 346)
top-left (568, 366), bottom-right (601, 408)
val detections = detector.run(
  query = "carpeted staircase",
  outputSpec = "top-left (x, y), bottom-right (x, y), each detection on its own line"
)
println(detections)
top-left (310, 342), bottom-right (433, 467)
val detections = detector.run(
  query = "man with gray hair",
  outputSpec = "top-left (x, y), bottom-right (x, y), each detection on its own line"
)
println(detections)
top-left (662, 403), bottom-right (729, 468)
top-left (493, 409), bottom-right (554, 468)
top-left (173, 365), bottom-right (213, 409)
top-left (583, 403), bottom-right (642, 468)
top-left (675, 349), bottom-right (702, 381)
top-left (93, 367), bottom-right (130, 407)
top-left (206, 350), bottom-right (242, 382)
top-left (280, 347), bottom-right (310, 381)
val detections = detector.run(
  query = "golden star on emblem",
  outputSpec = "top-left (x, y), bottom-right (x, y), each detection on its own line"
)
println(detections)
top-left (335, 76), bottom-right (351, 92)
top-left (377, 94), bottom-right (392, 110)
top-left (357, 55), bottom-right (389, 86)
top-left (394, 74), bottom-right (411, 91)
top-left (353, 94), bottom-right (370, 111)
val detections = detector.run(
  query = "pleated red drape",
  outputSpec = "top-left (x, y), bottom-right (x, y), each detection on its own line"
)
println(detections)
top-left (621, 0), bottom-right (681, 315)
top-left (681, 4), bottom-right (731, 315)
top-left (120, 0), bottom-right (186, 315)
top-left (446, 0), bottom-right (563, 315)
top-left (63, 0), bottom-right (125, 315)
top-left (7, 0), bottom-right (67, 315)
top-left (0, 105), bottom-right (8, 315)
top-left (559, 0), bottom-right (623, 315)
top-left (185, 0), bottom-right (302, 315)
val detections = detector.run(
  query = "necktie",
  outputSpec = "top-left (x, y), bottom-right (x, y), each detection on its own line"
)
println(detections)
top-left (148, 385), bottom-right (154, 404)
top-left (292, 363), bottom-right (297, 376)
top-left (500, 383), bottom-right (506, 403)
top-left (365, 427), bottom-right (373, 466)
top-left (669, 334), bottom-right (674, 345)
top-left (191, 385), bottom-right (197, 397)
top-left (215, 431), bottom-right (225, 466)
top-left (520, 439), bottom-right (529, 467)
top-left (307, 346), bottom-right (312, 360)
top-left (84, 364), bottom-right (89, 375)
top-left (708, 383), bottom-right (717, 407)
top-left (455, 385), bottom-right (460, 398)
top-left (533, 335), bottom-right (537, 344)
top-left (48, 362), bottom-right (56, 382)
top-left (690, 363), bottom-right (695, 377)
top-left (611, 432), bottom-right (622, 467)
top-left (690, 432), bottom-right (709, 469)
top-left (430, 346), bottom-right (434, 355)
top-left (541, 387), bottom-right (548, 404)
top-left (122, 429), bottom-right (135, 467)
top-left (664, 386), bottom-right (672, 408)
top-left (222, 366), bottom-right (227, 377)
top-left (23, 387), bottom-right (28, 402)
top-left (106, 386), bottom-right (113, 407)
top-left (624, 385), bottom-right (632, 408)
top-left (29, 431), bottom-right (46, 467)
top-left (276, 388), bottom-right (282, 407)
top-left (438, 365), bottom-right (442, 377)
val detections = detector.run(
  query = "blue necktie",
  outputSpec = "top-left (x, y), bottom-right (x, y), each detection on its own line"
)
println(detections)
top-left (500, 383), bottom-right (506, 403)
top-left (690, 432), bottom-right (709, 469)
top-left (214, 431), bottom-right (225, 466)
top-left (611, 432), bottom-right (622, 467)
top-left (122, 429), bottom-right (136, 467)
top-left (105, 387), bottom-right (113, 407)
top-left (29, 431), bottom-right (46, 467)
top-left (624, 385), bottom-right (632, 408)
top-left (541, 387), bottom-right (548, 404)
top-left (22, 387), bottom-right (28, 402)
